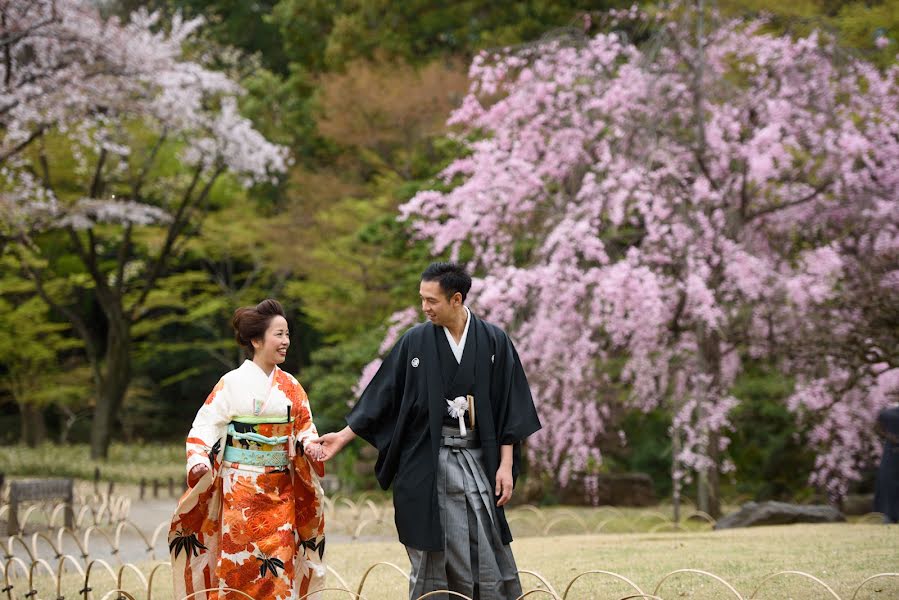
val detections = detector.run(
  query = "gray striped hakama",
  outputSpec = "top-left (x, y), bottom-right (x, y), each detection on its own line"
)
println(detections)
top-left (406, 430), bottom-right (522, 600)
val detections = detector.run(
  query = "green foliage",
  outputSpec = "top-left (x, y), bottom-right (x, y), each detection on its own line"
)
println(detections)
top-left (301, 327), bottom-right (384, 435)
top-left (719, 0), bottom-right (898, 68)
top-left (274, 0), bottom-right (635, 70)
top-left (726, 364), bottom-right (818, 501)
top-left (0, 265), bottom-right (89, 440)
top-left (613, 409), bottom-right (675, 497)
top-left (0, 442), bottom-right (185, 483)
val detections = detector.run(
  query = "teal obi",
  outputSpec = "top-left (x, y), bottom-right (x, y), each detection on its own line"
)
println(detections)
top-left (223, 418), bottom-right (292, 467)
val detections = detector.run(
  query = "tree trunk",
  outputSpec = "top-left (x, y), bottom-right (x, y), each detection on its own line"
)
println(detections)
top-left (89, 312), bottom-right (131, 459)
top-left (706, 431), bottom-right (721, 518)
top-left (19, 402), bottom-right (47, 447)
top-left (697, 323), bottom-right (724, 519)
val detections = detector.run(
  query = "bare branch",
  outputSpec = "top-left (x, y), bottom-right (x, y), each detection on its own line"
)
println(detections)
top-left (0, 124), bottom-right (48, 164)
top-left (746, 180), bottom-right (832, 222)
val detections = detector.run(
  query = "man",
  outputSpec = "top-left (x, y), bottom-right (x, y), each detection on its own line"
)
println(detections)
top-left (312, 262), bottom-right (541, 599)
top-left (875, 403), bottom-right (899, 524)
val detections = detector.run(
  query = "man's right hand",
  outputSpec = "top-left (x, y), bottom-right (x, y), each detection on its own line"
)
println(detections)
top-left (310, 426), bottom-right (357, 461)
top-left (187, 464), bottom-right (209, 487)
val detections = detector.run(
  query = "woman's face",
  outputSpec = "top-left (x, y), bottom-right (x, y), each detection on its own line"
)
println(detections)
top-left (252, 315), bottom-right (290, 367)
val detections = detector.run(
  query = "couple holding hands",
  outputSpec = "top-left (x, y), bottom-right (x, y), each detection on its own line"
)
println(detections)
top-left (169, 262), bottom-right (541, 600)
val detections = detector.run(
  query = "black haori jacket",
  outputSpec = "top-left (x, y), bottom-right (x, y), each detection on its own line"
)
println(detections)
top-left (347, 311), bottom-right (542, 551)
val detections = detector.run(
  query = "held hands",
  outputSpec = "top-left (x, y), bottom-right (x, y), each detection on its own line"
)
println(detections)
top-left (304, 441), bottom-right (325, 461)
top-left (495, 462), bottom-right (514, 507)
top-left (309, 426), bottom-right (357, 462)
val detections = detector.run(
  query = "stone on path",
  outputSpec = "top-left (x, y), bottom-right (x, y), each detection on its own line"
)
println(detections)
top-left (715, 500), bottom-right (845, 529)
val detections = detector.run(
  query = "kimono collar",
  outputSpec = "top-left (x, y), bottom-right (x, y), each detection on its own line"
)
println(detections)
top-left (442, 306), bottom-right (471, 364)
top-left (241, 360), bottom-right (279, 384)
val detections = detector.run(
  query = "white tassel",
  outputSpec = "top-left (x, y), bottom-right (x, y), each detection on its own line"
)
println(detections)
top-left (446, 396), bottom-right (469, 436)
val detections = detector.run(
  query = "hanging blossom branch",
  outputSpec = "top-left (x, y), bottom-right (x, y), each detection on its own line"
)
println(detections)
top-left (364, 4), bottom-right (899, 501)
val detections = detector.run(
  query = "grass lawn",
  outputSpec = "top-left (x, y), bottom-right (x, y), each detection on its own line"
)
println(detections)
top-left (14, 523), bottom-right (897, 599)
top-left (0, 443), bottom-right (185, 484)
top-left (323, 523), bottom-right (898, 599)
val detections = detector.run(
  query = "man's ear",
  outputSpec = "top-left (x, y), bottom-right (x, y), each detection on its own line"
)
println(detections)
top-left (452, 292), bottom-right (463, 307)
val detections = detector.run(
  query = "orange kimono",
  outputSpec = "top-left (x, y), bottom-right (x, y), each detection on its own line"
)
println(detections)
top-left (169, 361), bottom-right (326, 600)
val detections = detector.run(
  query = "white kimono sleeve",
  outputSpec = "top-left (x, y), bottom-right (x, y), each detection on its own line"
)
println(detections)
top-left (185, 377), bottom-right (231, 474)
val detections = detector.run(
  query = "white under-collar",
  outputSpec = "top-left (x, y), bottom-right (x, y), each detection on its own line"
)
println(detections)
top-left (443, 306), bottom-right (471, 364)
top-left (244, 359), bottom-right (277, 381)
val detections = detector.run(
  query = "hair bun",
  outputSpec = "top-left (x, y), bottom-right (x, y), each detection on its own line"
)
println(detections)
top-left (231, 300), bottom-right (287, 359)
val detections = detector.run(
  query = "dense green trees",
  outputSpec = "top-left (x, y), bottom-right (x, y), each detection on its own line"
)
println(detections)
top-left (2, 0), bottom-right (894, 498)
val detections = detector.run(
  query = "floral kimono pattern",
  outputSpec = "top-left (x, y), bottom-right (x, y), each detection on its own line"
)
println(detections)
top-left (170, 361), bottom-right (326, 600)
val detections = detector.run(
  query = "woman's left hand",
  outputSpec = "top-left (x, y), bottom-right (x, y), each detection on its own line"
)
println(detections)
top-left (304, 441), bottom-right (325, 461)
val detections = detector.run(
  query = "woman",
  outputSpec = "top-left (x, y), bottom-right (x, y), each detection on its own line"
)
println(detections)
top-left (169, 299), bottom-right (326, 600)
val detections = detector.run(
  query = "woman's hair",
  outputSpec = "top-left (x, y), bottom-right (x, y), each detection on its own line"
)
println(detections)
top-left (231, 299), bottom-right (286, 358)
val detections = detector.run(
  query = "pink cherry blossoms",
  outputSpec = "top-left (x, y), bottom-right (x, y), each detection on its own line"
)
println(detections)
top-left (377, 9), bottom-right (899, 501)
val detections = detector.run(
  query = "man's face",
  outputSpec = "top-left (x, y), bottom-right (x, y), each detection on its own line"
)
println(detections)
top-left (420, 280), bottom-right (460, 326)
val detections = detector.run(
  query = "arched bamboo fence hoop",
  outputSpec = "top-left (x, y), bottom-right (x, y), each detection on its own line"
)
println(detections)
top-left (747, 570), bottom-right (840, 599)
top-left (653, 568), bottom-right (744, 599)
top-left (116, 562), bottom-right (149, 592)
top-left (32, 530), bottom-right (63, 560)
top-left (504, 514), bottom-right (544, 538)
top-left (541, 510), bottom-right (589, 536)
top-left (98, 589), bottom-right (138, 600)
top-left (685, 510), bottom-right (716, 525)
top-left (50, 503), bottom-right (71, 528)
top-left (515, 505), bottom-right (548, 523)
top-left (3, 556), bottom-right (30, 600)
top-left (55, 555), bottom-right (87, 600)
top-left (17, 505), bottom-right (48, 535)
top-left (27, 556), bottom-right (56, 597)
top-left (114, 522), bottom-right (154, 557)
top-left (355, 561), bottom-right (410, 596)
top-left (594, 516), bottom-right (639, 534)
top-left (56, 528), bottom-right (89, 561)
top-left (363, 500), bottom-right (381, 520)
top-left (849, 572), bottom-right (899, 600)
top-left (326, 565), bottom-right (351, 591)
top-left (301, 588), bottom-right (364, 599)
top-left (634, 510), bottom-right (671, 524)
top-left (561, 570), bottom-right (645, 599)
top-left (82, 559), bottom-right (118, 600)
top-left (337, 498), bottom-right (360, 517)
top-left (515, 590), bottom-right (561, 599)
top-left (857, 512), bottom-right (886, 524)
top-left (6, 534), bottom-right (36, 563)
top-left (517, 569), bottom-right (559, 598)
top-left (145, 562), bottom-right (173, 600)
top-left (615, 595), bottom-right (664, 600)
top-left (352, 518), bottom-right (388, 540)
top-left (149, 522), bottom-right (171, 558)
top-left (415, 591), bottom-right (473, 599)
top-left (75, 506), bottom-right (95, 530)
top-left (82, 527), bottom-right (118, 563)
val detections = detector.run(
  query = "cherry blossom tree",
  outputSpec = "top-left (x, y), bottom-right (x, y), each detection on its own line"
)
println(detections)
top-left (1, 0), bottom-right (288, 457)
top-left (368, 6), bottom-right (899, 508)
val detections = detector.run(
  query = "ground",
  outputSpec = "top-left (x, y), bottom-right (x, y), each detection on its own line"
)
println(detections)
top-left (3, 482), bottom-right (896, 599)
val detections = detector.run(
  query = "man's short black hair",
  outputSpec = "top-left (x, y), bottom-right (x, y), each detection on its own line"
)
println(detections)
top-left (421, 262), bottom-right (472, 302)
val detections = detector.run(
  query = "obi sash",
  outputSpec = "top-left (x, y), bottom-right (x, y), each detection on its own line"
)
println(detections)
top-left (223, 416), bottom-right (292, 467)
